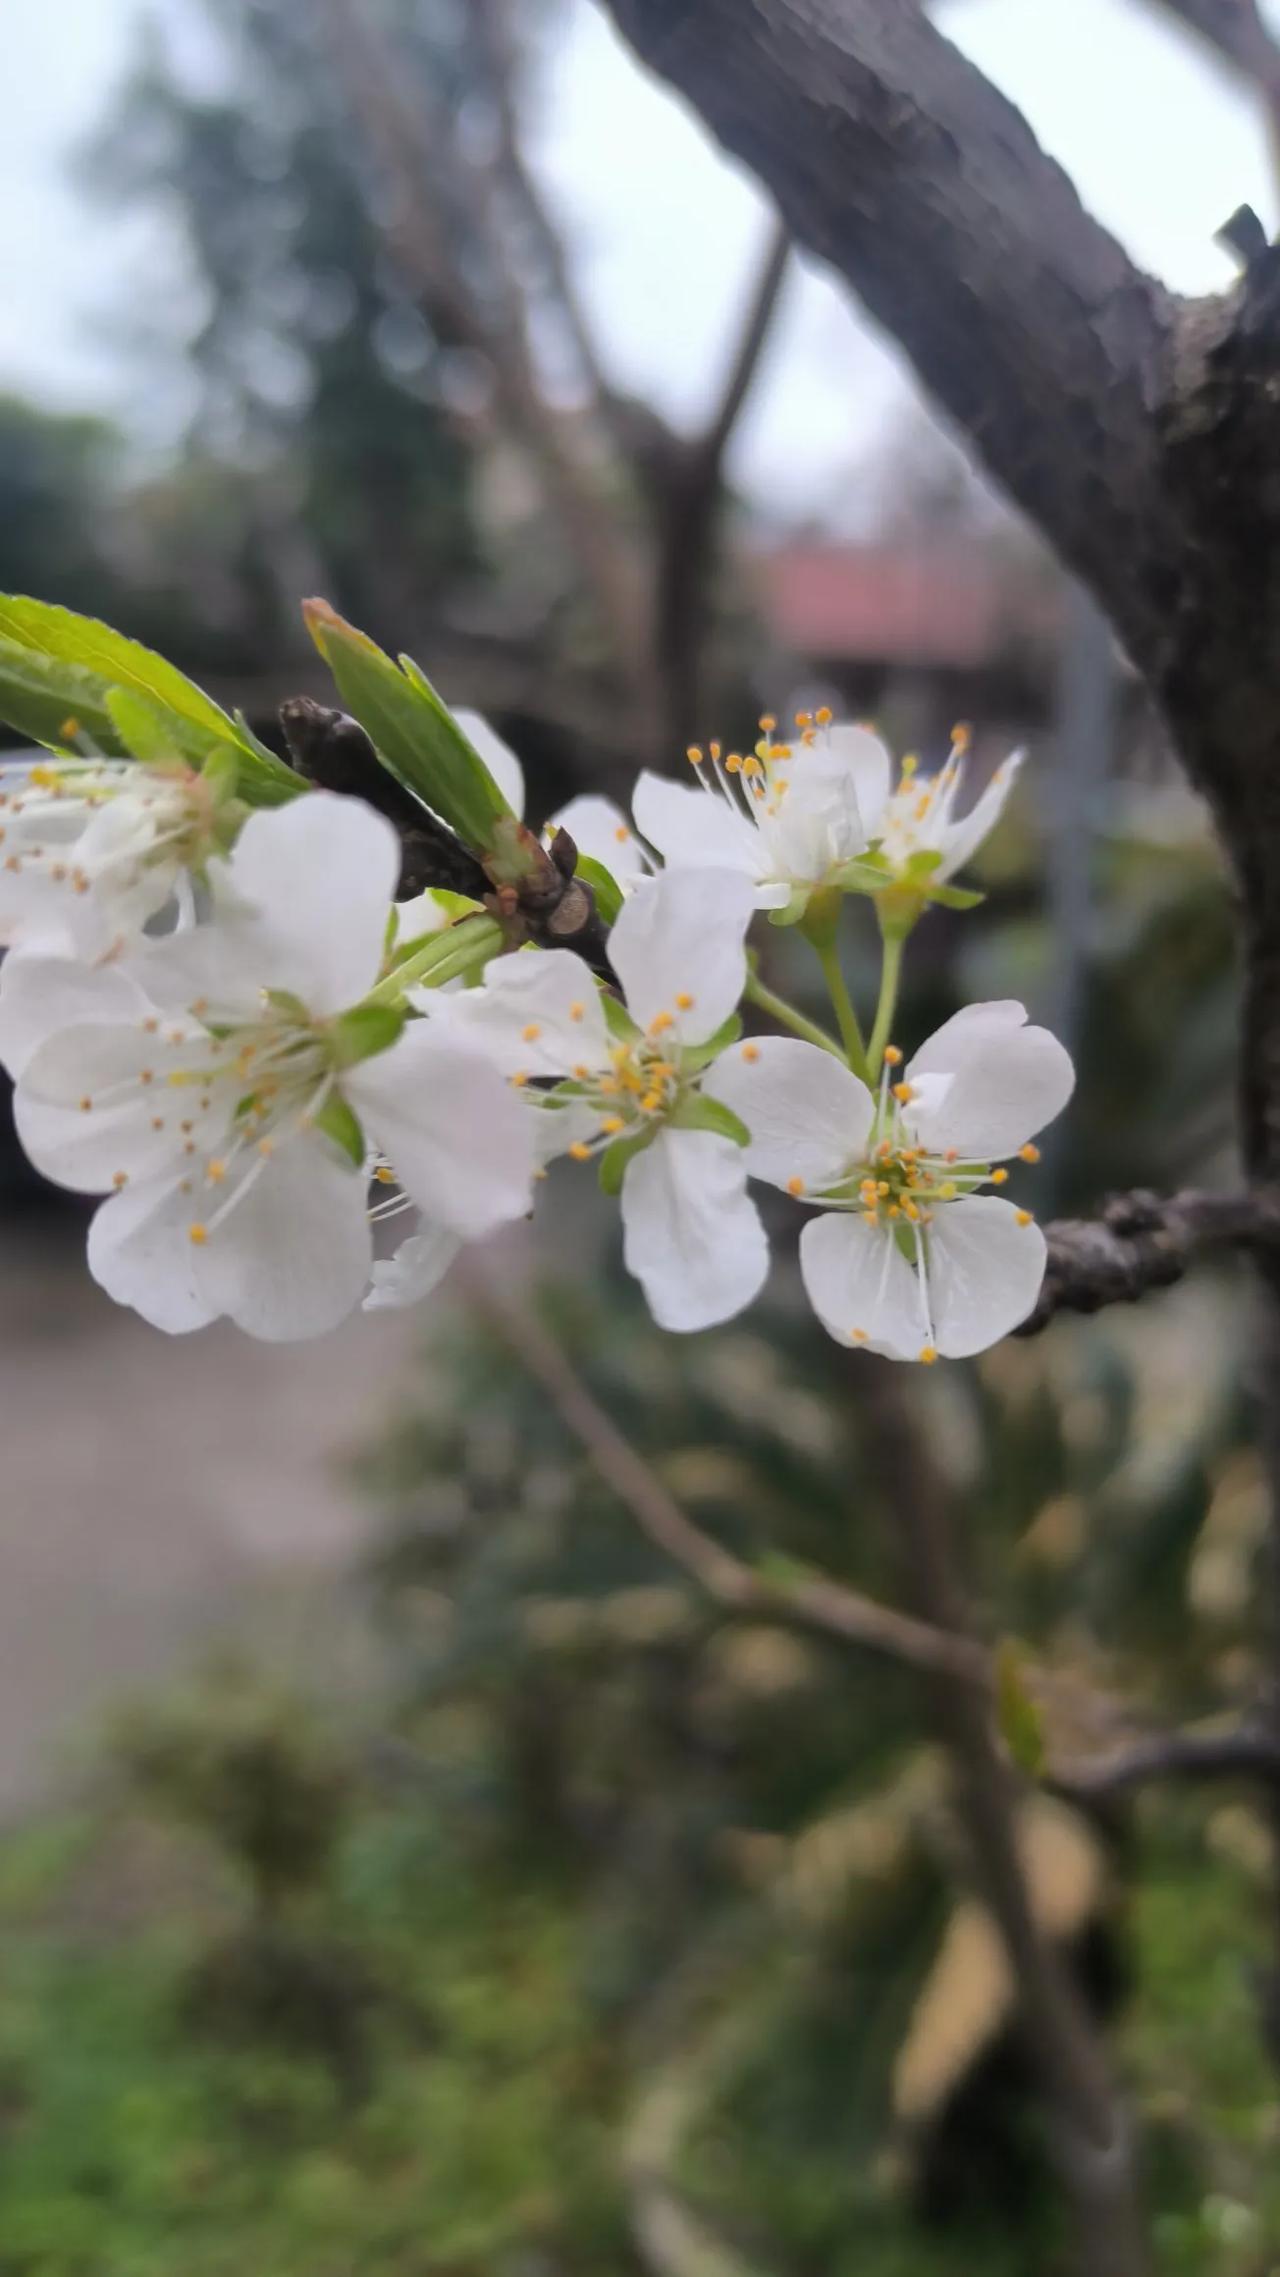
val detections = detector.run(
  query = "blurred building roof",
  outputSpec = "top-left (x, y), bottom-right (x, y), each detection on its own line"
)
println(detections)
top-left (754, 540), bottom-right (1055, 668)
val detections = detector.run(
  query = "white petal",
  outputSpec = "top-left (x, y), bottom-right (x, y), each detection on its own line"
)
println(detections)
top-left (704, 1036), bottom-right (873, 1192)
top-left (758, 748), bottom-right (870, 884)
top-left (547, 795), bottom-right (648, 881)
top-left (620, 1127), bottom-right (767, 1332)
top-left (218, 793), bottom-right (399, 1014)
top-left (905, 1003), bottom-right (1074, 1160)
top-left (632, 771), bottom-right (761, 880)
top-left (822, 723), bottom-right (892, 830)
top-left (438, 948), bottom-right (609, 1078)
top-left (345, 1023), bottom-right (534, 1240)
top-left (87, 1173), bottom-right (219, 1334)
top-left (925, 1195), bottom-right (1047, 1357)
top-left (799, 1213), bottom-right (926, 1358)
top-left (191, 1141), bottom-right (373, 1341)
top-left (454, 708), bottom-right (525, 817)
top-left (15, 1018), bottom-right (207, 1192)
top-left (936, 747), bottom-right (1024, 881)
top-left (392, 888), bottom-right (456, 941)
top-left (0, 953), bottom-right (148, 1077)
top-left (364, 1218), bottom-right (460, 1311)
top-left (609, 866), bottom-right (754, 1045)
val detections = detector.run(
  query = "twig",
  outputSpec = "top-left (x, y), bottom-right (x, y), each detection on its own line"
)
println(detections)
top-left (860, 1362), bottom-right (1152, 2277)
top-left (1054, 1720), bottom-right (1280, 1800)
top-left (461, 1259), bottom-right (988, 1687)
top-left (1019, 1187), bottom-right (1280, 1333)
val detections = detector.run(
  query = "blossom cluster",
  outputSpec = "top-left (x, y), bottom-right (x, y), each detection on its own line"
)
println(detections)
top-left (0, 656), bottom-right (1072, 1356)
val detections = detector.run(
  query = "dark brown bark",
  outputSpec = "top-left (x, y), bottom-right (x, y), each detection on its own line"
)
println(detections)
top-left (1020, 1186), bottom-right (1280, 1332)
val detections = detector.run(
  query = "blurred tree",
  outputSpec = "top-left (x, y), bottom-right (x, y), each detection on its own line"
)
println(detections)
top-left (0, 396), bottom-right (124, 621)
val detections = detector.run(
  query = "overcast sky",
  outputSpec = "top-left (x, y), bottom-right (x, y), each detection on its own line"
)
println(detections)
top-left (1, 0), bottom-right (1276, 517)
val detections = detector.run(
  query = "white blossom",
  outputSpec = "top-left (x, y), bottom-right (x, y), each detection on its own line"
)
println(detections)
top-left (631, 718), bottom-right (872, 912)
top-left (707, 1002), bottom-right (1073, 1360)
top-left (11, 794), bottom-right (535, 1340)
top-left (0, 753), bottom-right (224, 957)
top-left (417, 865), bottom-right (768, 1332)
top-left (829, 720), bottom-right (1024, 886)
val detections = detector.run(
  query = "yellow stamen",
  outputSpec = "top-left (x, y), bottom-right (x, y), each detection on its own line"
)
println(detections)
top-left (850, 1328), bottom-right (869, 1344)
top-left (1016, 1209), bottom-right (1033, 1227)
top-left (569, 1141), bottom-right (592, 1162)
top-left (521, 1022), bottom-right (541, 1042)
top-left (188, 1224), bottom-right (208, 1246)
top-left (207, 1159), bottom-right (227, 1184)
top-left (891, 1081), bottom-right (915, 1104)
top-left (112, 1171), bottom-right (128, 1189)
top-left (883, 1045), bottom-right (902, 1066)
top-left (600, 1116), bottom-right (625, 1136)
top-left (815, 706), bottom-right (832, 726)
top-left (686, 745), bottom-right (704, 766)
top-left (1019, 1143), bottom-right (1041, 1164)
top-left (918, 1345), bottom-right (939, 1366)
top-left (991, 1167), bottom-right (1009, 1185)
top-left (675, 991), bottom-right (695, 1011)
top-left (614, 826), bottom-right (630, 843)
top-left (951, 722), bottom-right (972, 754)
top-left (740, 1042), bottom-right (760, 1063)
top-left (786, 1175), bottom-right (805, 1197)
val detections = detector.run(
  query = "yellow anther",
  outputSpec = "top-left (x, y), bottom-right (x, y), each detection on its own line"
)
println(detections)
top-left (192, 997), bottom-right (208, 1016)
top-left (891, 1081), bottom-right (915, 1104)
top-left (188, 1224), bottom-right (208, 1246)
top-left (900, 754), bottom-right (918, 778)
top-left (903, 1199), bottom-right (920, 1220)
top-left (3, 856), bottom-right (20, 874)
top-left (1019, 1143), bottom-right (1041, 1164)
top-left (850, 1328), bottom-right (869, 1344)
top-left (709, 741), bottom-right (722, 761)
top-left (675, 991), bottom-right (695, 1011)
top-left (795, 711), bottom-right (812, 729)
top-left (79, 1096), bottom-right (92, 1114)
top-left (815, 705), bottom-right (833, 726)
top-left (600, 1116), bottom-right (625, 1136)
top-left (759, 713), bottom-right (777, 733)
top-left (112, 1171), bottom-right (128, 1189)
top-left (991, 1166), bottom-right (1009, 1185)
top-left (374, 1165), bottom-right (396, 1184)
top-left (944, 1148), bottom-right (959, 1163)
top-left (509, 1070), bottom-right (529, 1088)
top-left (939, 1181), bottom-right (957, 1201)
top-left (257, 1138), bottom-right (275, 1158)
top-left (771, 743), bottom-right (792, 760)
top-left (1016, 1209), bottom-right (1033, 1227)
top-left (206, 1159), bottom-right (227, 1184)
top-left (876, 1180), bottom-right (890, 1197)
top-left (724, 752), bottom-right (743, 774)
top-left (641, 1090), bottom-right (664, 1113)
top-left (58, 720), bottom-right (80, 743)
top-left (151, 1117), bottom-right (164, 1132)
top-left (614, 825), bottom-right (630, 843)
top-left (918, 1345), bottom-right (939, 1366)
top-left (648, 1010), bottom-right (675, 1035)
top-left (887, 1203), bottom-right (900, 1219)
top-left (951, 722), bottom-right (972, 754)
top-left (521, 1022), bottom-right (542, 1043)
top-left (787, 1175), bottom-right (805, 1197)
top-left (686, 745), bottom-right (704, 766)
top-left (740, 755), bottom-right (762, 778)
top-left (883, 1045), bottom-right (903, 1066)
top-left (740, 1042), bottom-right (760, 1063)
top-left (569, 1002), bottom-right (586, 1022)
top-left (569, 1141), bottom-right (592, 1162)
top-left (573, 1063), bottom-right (591, 1080)
top-left (862, 1210), bottom-right (879, 1226)
top-left (139, 1069), bottom-right (154, 1086)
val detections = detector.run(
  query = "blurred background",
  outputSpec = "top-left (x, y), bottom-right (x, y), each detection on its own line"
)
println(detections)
top-left (0, 2), bottom-right (1277, 2270)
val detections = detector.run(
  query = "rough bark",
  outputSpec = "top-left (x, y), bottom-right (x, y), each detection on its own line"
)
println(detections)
top-left (1021, 1186), bottom-right (1280, 1332)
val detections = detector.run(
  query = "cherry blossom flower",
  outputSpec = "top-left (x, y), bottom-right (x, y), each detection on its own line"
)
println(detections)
top-left (11, 794), bottom-right (535, 1340)
top-left (631, 714), bottom-right (873, 913)
top-left (417, 865), bottom-right (768, 1332)
top-left (0, 753), bottom-right (229, 956)
top-left (828, 720), bottom-right (1024, 888)
top-left (707, 1002), bottom-right (1073, 1360)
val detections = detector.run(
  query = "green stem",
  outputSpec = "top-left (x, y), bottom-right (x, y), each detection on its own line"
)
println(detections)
top-left (812, 938), bottom-right (870, 1081)
top-left (867, 931), bottom-right (905, 1079)
top-left (369, 914), bottom-right (504, 1004)
top-left (743, 971), bottom-right (845, 1059)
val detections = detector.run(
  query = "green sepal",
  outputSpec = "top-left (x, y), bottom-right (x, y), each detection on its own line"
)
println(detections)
top-left (767, 886), bottom-right (814, 928)
top-left (303, 599), bottom-right (509, 849)
top-left (671, 1093), bottom-right (750, 1146)
top-left (830, 854), bottom-right (896, 897)
top-left (573, 853), bottom-right (623, 925)
top-left (900, 847), bottom-right (945, 880)
top-left (371, 913), bottom-right (506, 1001)
top-left (105, 686), bottom-right (190, 766)
top-left (680, 1014), bottom-right (742, 1072)
top-left (312, 1093), bottom-right (367, 1169)
top-left (925, 882), bottom-right (985, 911)
top-left (264, 989), bottom-right (310, 1022)
top-left (995, 1640), bottom-right (1046, 1779)
top-left (199, 745), bottom-right (242, 806)
top-left (598, 1125), bottom-right (656, 1196)
top-left (602, 991), bottom-right (640, 1042)
top-left (329, 1000), bottom-right (407, 1068)
top-left (892, 1220), bottom-right (917, 1263)
top-left (0, 594), bottom-right (304, 806)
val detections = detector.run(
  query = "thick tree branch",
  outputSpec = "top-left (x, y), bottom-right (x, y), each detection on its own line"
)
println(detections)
top-left (1019, 1186), bottom-right (1280, 1333)
top-left (597, 0), bottom-right (1185, 673)
top-left (1055, 1719), bottom-right (1280, 1800)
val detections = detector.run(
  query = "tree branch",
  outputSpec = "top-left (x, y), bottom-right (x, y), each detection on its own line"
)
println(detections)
top-left (462, 1258), bottom-right (988, 1687)
top-left (1054, 1719), bottom-right (1280, 1800)
top-left (597, 0), bottom-right (1185, 673)
top-left (1019, 1186), bottom-right (1280, 1333)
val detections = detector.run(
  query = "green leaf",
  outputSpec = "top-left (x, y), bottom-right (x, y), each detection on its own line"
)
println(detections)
top-left (598, 1126), bottom-right (655, 1195)
top-left (303, 599), bottom-right (509, 849)
top-left (925, 883), bottom-right (985, 911)
top-left (0, 637), bottom-right (128, 754)
top-left (105, 687), bottom-right (192, 766)
top-left (0, 595), bottom-right (304, 806)
top-left (995, 1640), bottom-right (1046, 1779)
top-left (671, 1093), bottom-right (750, 1146)
top-left (329, 1001), bottom-right (407, 1068)
top-left (311, 1093), bottom-right (367, 1169)
top-left (573, 853), bottom-right (623, 926)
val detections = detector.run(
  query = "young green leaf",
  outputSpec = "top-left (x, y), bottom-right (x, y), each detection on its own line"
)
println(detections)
top-left (329, 1001), bottom-right (408, 1068)
top-left (598, 1126), bottom-right (656, 1195)
top-left (671, 1094), bottom-right (751, 1146)
top-left (311, 1094), bottom-right (367, 1169)
top-left (303, 599), bottom-right (509, 850)
top-left (0, 637), bottom-right (129, 755)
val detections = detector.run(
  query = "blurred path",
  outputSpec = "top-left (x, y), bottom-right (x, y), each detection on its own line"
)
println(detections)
top-left (0, 1220), bottom-right (423, 1816)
